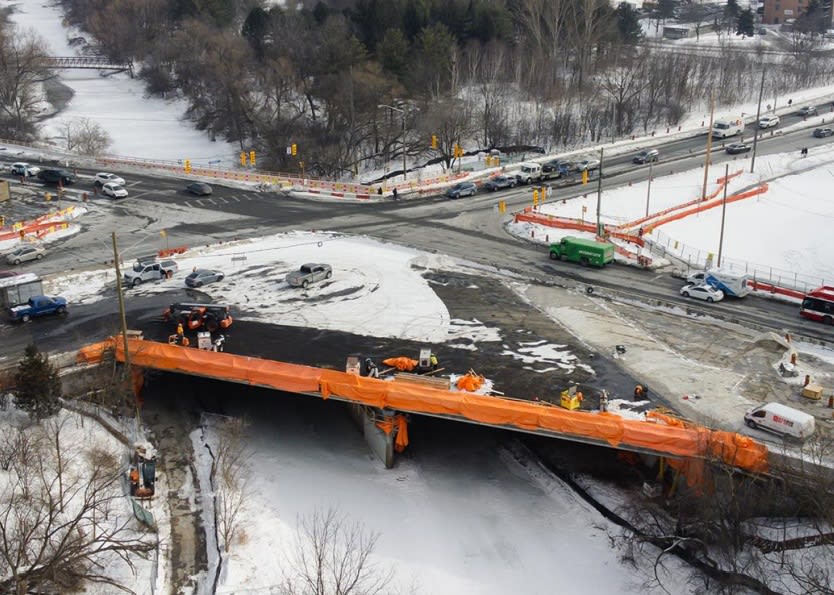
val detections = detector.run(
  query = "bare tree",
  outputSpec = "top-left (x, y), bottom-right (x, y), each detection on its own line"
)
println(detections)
top-left (0, 421), bottom-right (154, 593)
top-left (0, 25), bottom-right (50, 140)
top-left (59, 117), bottom-right (112, 156)
top-left (280, 508), bottom-right (394, 595)
top-left (212, 417), bottom-right (251, 553)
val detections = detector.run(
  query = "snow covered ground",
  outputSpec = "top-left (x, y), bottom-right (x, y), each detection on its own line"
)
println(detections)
top-left (508, 146), bottom-right (834, 289)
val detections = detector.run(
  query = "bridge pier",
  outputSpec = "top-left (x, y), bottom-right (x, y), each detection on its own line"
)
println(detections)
top-left (349, 404), bottom-right (395, 468)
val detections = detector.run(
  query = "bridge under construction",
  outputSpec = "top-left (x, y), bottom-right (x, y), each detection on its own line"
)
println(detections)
top-left (77, 336), bottom-right (770, 489)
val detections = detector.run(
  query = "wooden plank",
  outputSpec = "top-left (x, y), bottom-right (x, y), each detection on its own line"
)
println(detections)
top-left (392, 372), bottom-right (450, 390)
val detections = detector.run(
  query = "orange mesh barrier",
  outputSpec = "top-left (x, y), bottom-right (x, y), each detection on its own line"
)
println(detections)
top-left (91, 338), bottom-right (768, 476)
top-left (642, 184), bottom-right (768, 233)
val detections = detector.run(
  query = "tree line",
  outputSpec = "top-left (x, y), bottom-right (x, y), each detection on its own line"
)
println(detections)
top-left (2, 0), bottom-right (834, 177)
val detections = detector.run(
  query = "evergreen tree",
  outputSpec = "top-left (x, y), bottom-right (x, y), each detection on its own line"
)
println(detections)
top-left (378, 28), bottom-right (411, 80)
top-left (736, 8), bottom-right (754, 36)
top-left (616, 2), bottom-right (643, 44)
top-left (656, 0), bottom-right (677, 21)
top-left (724, 0), bottom-right (740, 33)
top-left (14, 345), bottom-right (61, 421)
top-left (242, 7), bottom-right (271, 60)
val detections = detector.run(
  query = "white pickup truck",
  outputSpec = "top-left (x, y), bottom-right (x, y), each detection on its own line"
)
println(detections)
top-left (124, 259), bottom-right (178, 287)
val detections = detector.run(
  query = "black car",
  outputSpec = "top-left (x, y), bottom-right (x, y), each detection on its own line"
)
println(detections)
top-left (633, 149), bottom-right (659, 164)
top-left (483, 175), bottom-right (517, 191)
top-left (797, 106), bottom-right (818, 117)
top-left (813, 127), bottom-right (833, 138)
top-left (37, 168), bottom-right (77, 185)
top-left (725, 142), bottom-right (751, 154)
top-left (186, 182), bottom-right (213, 196)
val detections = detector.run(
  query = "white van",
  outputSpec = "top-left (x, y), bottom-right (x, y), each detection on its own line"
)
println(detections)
top-left (712, 118), bottom-right (744, 138)
top-left (744, 403), bottom-right (815, 440)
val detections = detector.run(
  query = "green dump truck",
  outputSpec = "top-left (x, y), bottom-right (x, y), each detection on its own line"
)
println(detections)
top-left (548, 236), bottom-right (615, 267)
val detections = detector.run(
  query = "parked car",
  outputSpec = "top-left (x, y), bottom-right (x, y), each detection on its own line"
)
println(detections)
top-left (576, 157), bottom-right (600, 171)
top-left (680, 283), bottom-right (724, 303)
top-left (813, 127), bottom-right (834, 138)
top-left (186, 182), bottom-right (213, 196)
top-left (185, 269), bottom-right (225, 288)
top-left (725, 142), bottom-right (751, 154)
top-left (101, 182), bottom-right (128, 198)
top-left (7, 295), bottom-right (67, 323)
top-left (758, 115), bottom-right (780, 129)
top-left (6, 245), bottom-right (45, 265)
top-left (286, 263), bottom-right (332, 288)
top-left (10, 162), bottom-right (40, 177)
top-left (94, 172), bottom-right (126, 186)
top-left (37, 168), bottom-right (77, 185)
top-left (797, 106), bottom-right (818, 117)
top-left (445, 181), bottom-right (477, 199)
top-left (483, 175), bottom-right (516, 191)
top-left (0, 270), bottom-right (19, 279)
top-left (633, 149), bottom-right (659, 164)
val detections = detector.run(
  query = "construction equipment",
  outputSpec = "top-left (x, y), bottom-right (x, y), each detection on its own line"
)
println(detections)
top-left (560, 385), bottom-right (584, 410)
top-left (163, 302), bottom-right (233, 332)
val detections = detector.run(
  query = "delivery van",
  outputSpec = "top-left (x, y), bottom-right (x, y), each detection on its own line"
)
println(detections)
top-left (712, 118), bottom-right (744, 139)
top-left (744, 403), bottom-right (815, 440)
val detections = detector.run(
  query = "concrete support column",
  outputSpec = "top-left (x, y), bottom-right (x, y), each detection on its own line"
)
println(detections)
top-left (349, 404), bottom-right (395, 468)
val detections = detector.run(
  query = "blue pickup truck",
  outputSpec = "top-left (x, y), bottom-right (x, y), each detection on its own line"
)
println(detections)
top-left (8, 295), bottom-right (68, 322)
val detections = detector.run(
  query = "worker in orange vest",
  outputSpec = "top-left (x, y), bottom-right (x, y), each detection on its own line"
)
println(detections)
top-left (129, 467), bottom-right (140, 495)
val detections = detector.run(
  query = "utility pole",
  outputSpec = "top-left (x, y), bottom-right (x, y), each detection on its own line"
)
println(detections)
top-left (701, 92), bottom-right (715, 202)
top-left (645, 159), bottom-right (654, 217)
top-left (595, 147), bottom-right (604, 237)
top-left (750, 70), bottom-right (766, 174)
top-left (717, 164), bottom-right (729, 268)
top-left (111, 232), bottom-right (138, 430)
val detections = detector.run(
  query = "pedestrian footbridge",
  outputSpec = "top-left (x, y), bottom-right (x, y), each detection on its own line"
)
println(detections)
top-left (77, 337), bottom-right (769, 488)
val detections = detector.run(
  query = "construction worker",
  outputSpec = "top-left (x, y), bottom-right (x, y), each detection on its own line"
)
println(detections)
top-left (176, 322), bottom-right (184, 342)
top-left (634, 384), bottom-right (647, 400)
top-left (430, 353), bottom-right (438, 371)
top-left (599, 390), bottom-right (609, 413)
top-left (129, 467), bottom-right (140, 495)
top-left (365, 358), bottom-right (379, 378)
top-left (212, 334), bottom-right (226, 352)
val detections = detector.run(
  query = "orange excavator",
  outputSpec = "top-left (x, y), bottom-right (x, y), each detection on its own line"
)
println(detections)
top-left (163, 302), bottom-right (233, 332)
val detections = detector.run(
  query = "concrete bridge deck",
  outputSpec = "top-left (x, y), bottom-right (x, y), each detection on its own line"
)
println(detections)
top-left (74, 336), bottom-right (770, 484)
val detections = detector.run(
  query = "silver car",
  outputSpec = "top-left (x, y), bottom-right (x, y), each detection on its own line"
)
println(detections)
top-left (185, 269), bottom-right (225, 288)
top-left (286, 263), bottom-right (332, 288)
top-left (6, 245), bottom-right (45, 265)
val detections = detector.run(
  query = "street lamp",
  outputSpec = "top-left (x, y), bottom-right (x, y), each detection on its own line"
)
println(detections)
top-left (378, 104), bottom-right (407, 182)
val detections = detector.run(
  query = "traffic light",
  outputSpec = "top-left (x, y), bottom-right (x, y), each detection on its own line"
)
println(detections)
top-left (291, 143), bottom-right (297, 157)
top-left (532, 188), bottom-right (539, 206)
top-left (240, 152), bottom-right (247, 166)
top-left (0, 216), bottom-right (4, 227)
top-left (184, 160), bottom-right (192, 173)
top-left (431, 134), bottom-right (438, 149)
top-left (249, 151), bottom-right (256, 166)
top-left (582, 169), bottom-right (589, 184)
top-left (453, 143), bottom-right (463, 159)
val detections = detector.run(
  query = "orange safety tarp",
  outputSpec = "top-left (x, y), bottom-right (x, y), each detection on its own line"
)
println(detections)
top-left (456, 373), bottom-right (484, 392)
top-left (117, 338), bottom-right (322, 394)
top-left (382, 357), bottom-right (418, 371)
top-left (99, 338), bottom-right (769, 476)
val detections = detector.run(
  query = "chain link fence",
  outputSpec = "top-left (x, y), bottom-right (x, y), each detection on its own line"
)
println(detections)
top-left (647, 228), bottom-right (828, 293)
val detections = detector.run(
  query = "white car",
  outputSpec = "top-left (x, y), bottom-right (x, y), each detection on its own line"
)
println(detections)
top-left (101, 182), bottom-right (128, 198)
top-left (680, 283), bottom-right (724, 303)
top-left (95, 172), bottom-right (126, 186)
top-left (10, 162), bottom-right (40, 177)
top-left (758, 115), bottom-right (780, 129)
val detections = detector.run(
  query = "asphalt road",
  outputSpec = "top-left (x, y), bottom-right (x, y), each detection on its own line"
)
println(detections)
top-left (1, 113), bottom-right (833, 362)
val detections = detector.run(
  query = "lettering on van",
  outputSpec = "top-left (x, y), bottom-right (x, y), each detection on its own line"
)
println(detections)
top-left (772, 415), bottom-right (794, 427)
